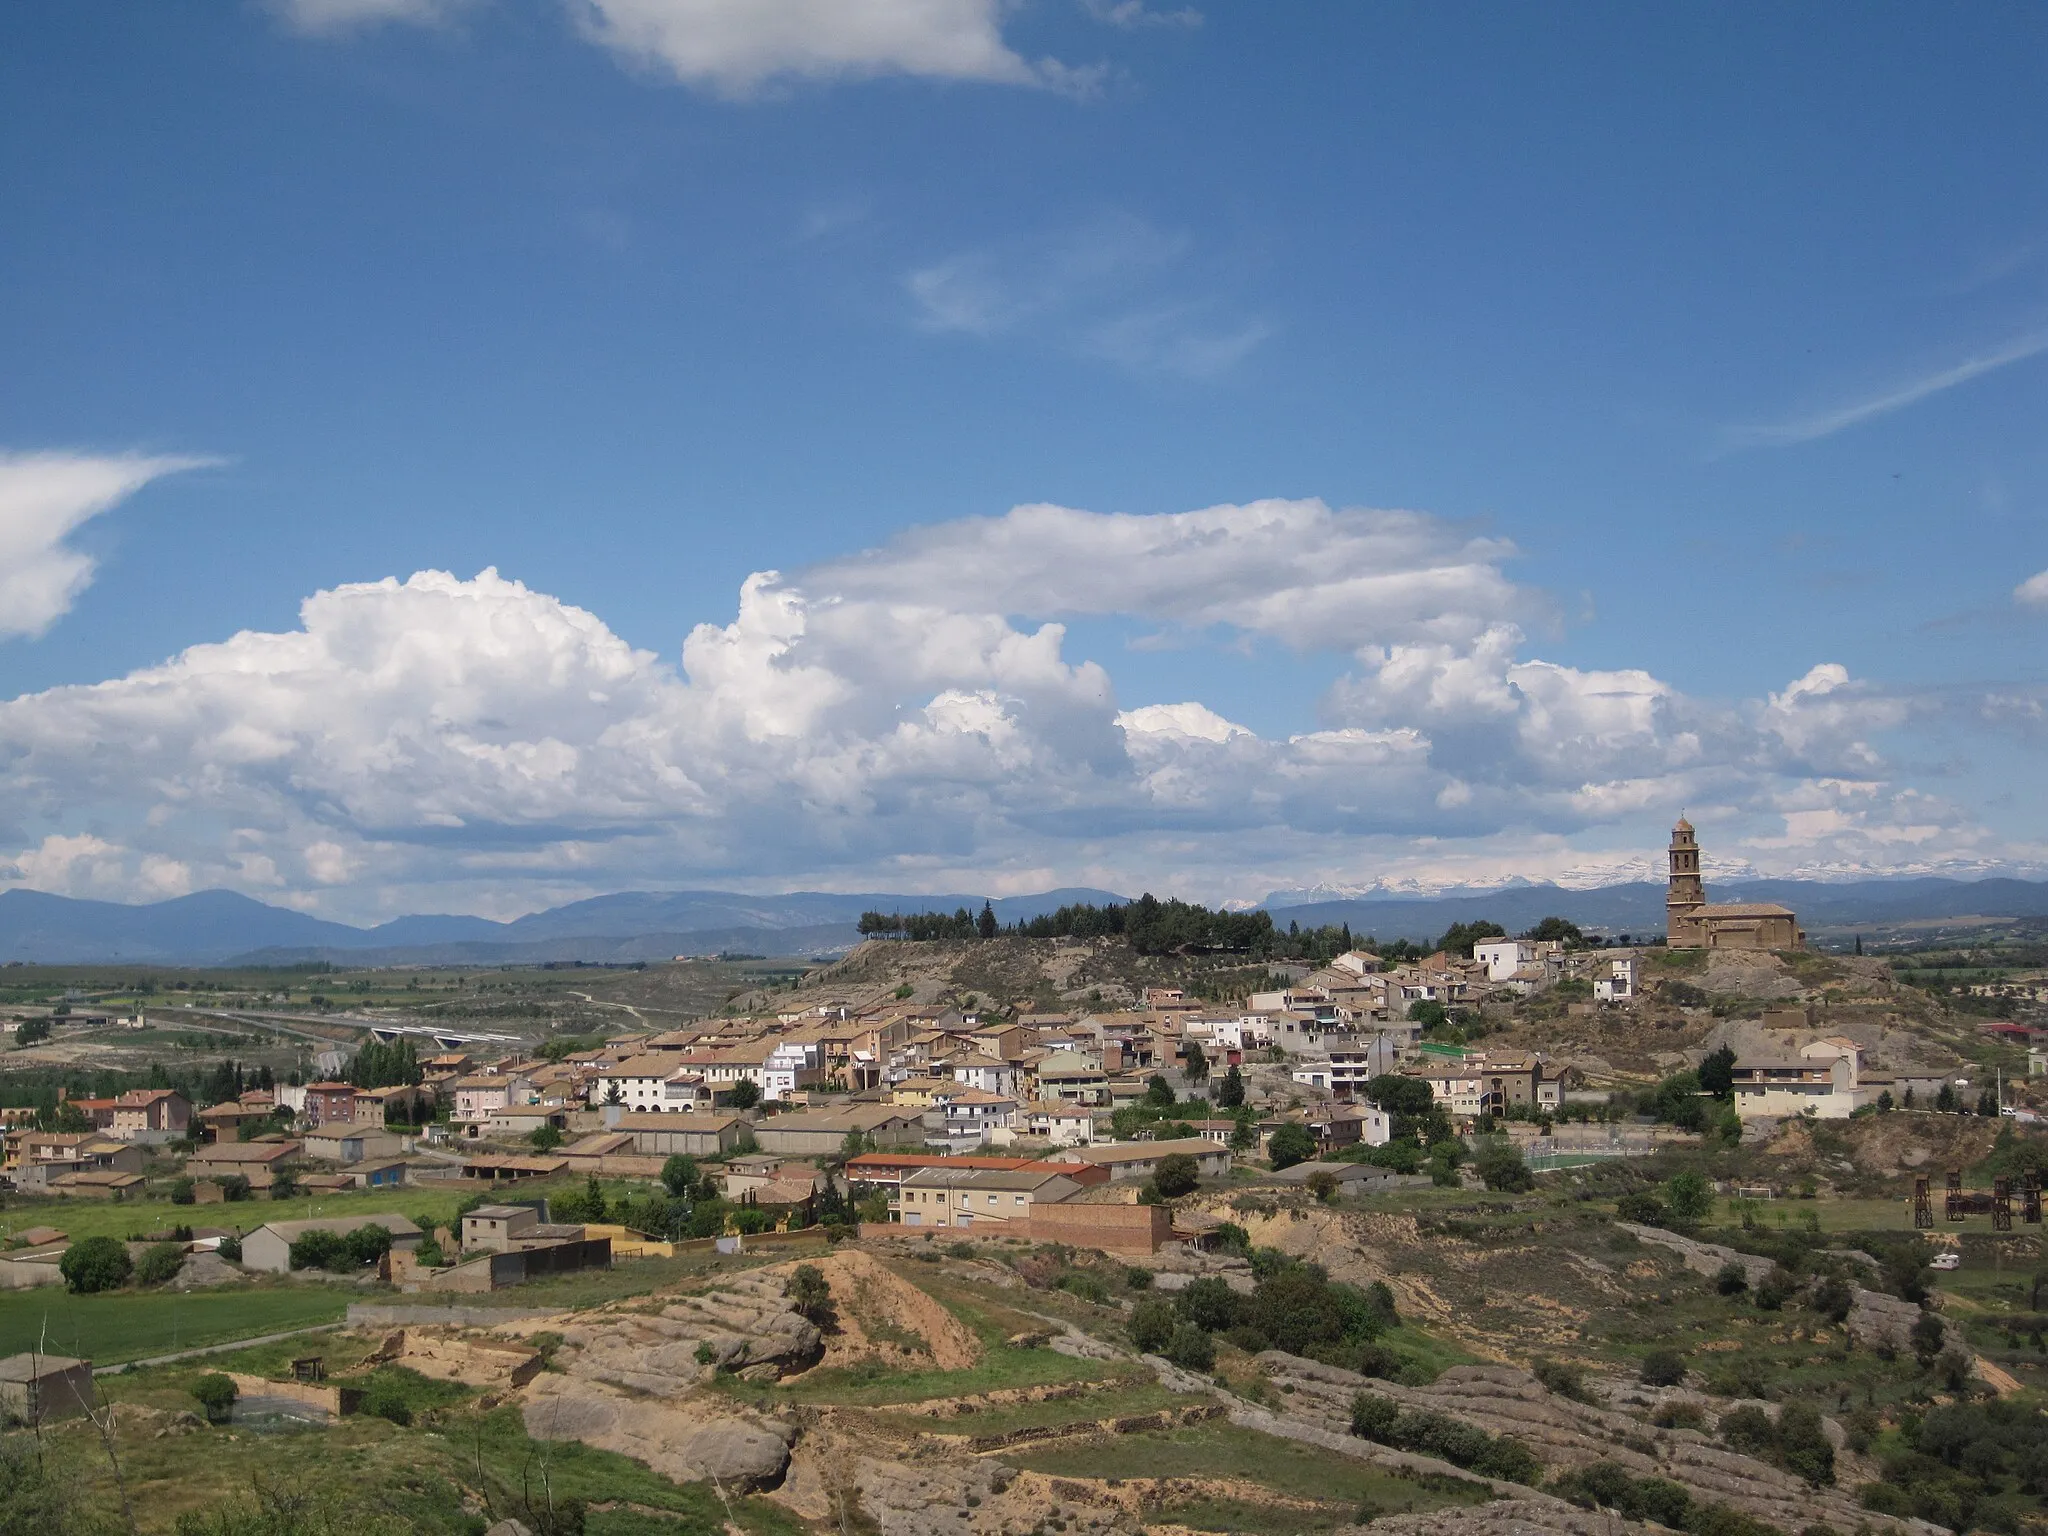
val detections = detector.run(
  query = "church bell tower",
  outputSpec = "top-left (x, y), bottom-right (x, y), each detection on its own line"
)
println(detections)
top-left (1667, 816), bottom-right (1705, 944)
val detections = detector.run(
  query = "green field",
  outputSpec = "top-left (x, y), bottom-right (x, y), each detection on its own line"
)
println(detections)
top-left (0, 1283), bottom-right (347, 1366)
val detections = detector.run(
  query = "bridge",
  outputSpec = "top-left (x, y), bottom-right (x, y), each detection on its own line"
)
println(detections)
top-left (173, 1007), bottom-right (525, 1052)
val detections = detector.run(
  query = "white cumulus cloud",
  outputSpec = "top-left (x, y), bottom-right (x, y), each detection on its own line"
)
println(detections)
top-left (0, 495), bottom-right (2006, 914)
top-left (2018, 569), bottom-right (2048, 607)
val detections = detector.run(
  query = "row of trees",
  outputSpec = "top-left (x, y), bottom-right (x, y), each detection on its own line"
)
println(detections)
top-left (857, 899), bottom-right (1604, 964)
top-left (346, 1037), bottom-right (424, 1089)
top-left (862, 894), bottom-right (1284, 955)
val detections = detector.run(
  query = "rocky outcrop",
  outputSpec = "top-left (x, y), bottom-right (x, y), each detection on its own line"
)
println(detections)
top-left (1254, 1353), bottom-right (1936, 1536)
top-left (1333, 1498), bottom-right (1654, 1536)
top-left (1619, 1222), bottom-right (1971, 1361)
top-left (522, 1374), bottom-right (795, 1490)
top-left (558, 1284), bottom-right (821, 1396)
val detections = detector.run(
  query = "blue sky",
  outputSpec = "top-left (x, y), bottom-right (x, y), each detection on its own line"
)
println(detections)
top-left (2, 1), bottom-right (2046, 919)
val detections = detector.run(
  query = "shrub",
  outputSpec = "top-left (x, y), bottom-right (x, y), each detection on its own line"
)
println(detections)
top-left (784, 1263), bottom-right (833, 1323)
top-left (1129, 1297), bottom-right (1176, 1354)
top-left (359, 1375), bottom-right (413, 1425)
top-left (1305, 1169), bottom-right (1341, 1202)
top-left (1124, 1265), bottom-right (1153, 1290)
top-left (1348, 1391), bottom-right (1541, 1485)
top-left (218, 1175), bottom-right (252, 1202)
top-left (1754, 1266), bottom-right (1800, 1311)
top-left (1164, 1322), bottom-right (1216, 1372)
top-left (1809, 1274), bottom-right (1853, 1325)
top-left (269, 1169), bottom-right (299, 1199)
top-left (1910, 1310), bottom-right (1947, 1364)
top-left (217, 1233), bottom-right (242, 1263)
top-left (288, 1223), bottom-right (394, 1273)
top-left (1640, 1349), bottom-right (1688, 1387)
top-left (170, 1178), bottom-right (196, 1206)
top-left (1475, 1141), bottom-right (1533, 1193)
top-left (1664, 1170), bottom-right (1713, 1229)
top-left (1703, 1357), bottom-right (1771, 1400)
top-left (136, 1240), bottom-right (187, 1287)
top-left (1775, 1401), bottom-right (1835, 1487)
top-left (1714, 1261), bottom-right (1750, 1295)
top-left (1719, 1404), bottom-right (1778, 1458)
top-left (59, 1235), bottom-right (132, 1294)
top-left (1176, 1276), bottom-right (1246, 1332)
top-left (1152, 1152), bottom-right (1200, 1198)
top-left (1534, 1358), bottom-right (1591, 1402)
top-left (189, 1373), bottom-right (238, 1423)
top-left (1055, 1270), bottom-right (1112, 1304)
top-left (1267, 1123), bottom-right (1317, 1170)
top-left (1615, 1191), bottom-right (1667, 1225)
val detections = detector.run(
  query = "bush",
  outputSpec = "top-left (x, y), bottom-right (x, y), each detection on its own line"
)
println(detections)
top-left (1809, 1274), bottom-right (1853, 1325)
top-left (1176, 1276), bottom-right (1246, 1332)
top-left (1164, 1322), bottom-right (1216, 1372)
top-left (784, 1263), bottom-right (832, 1322)
top-left (136, 1240), bottom-right (187, 1287)
top-left (59, 1235), bottom-right (132, 1294)
top-left (1267, 1122), bottom-right (1317, 1170)
top-left (1616, 1190), bottom-right (1667, 1225)
top-left (1348, 1391), bottom-right (1541, 1484)
top-left (1055, 1270), bottom-right (1112, 1304)
top-left (218, 1175), bottom-right (252, 1202)
top-left (1719, 1404), bottom-right (1777, 1457)
top-left (189, 1373), bottom-right (238, 1423)
top-left (1305, 1168), bottom-right (1341, 1202)
top-left (287, 1223), bottom-right (394, 1273)
top-left (170, 1177), bottom-right (196, 1206)
top-left (217, 1233), bottom-right (242, 1263)
top-left (359, 1375), bottom-right (414, 1426)
top-left (1129, 1297), bottom-right (1177, 1354)
top-left (269, 1169), bottom-right (299, 1199)
top-left (1754, 1266), bottom-right (1800, 1311)
top-left (1703, 1357), bottom-right (1771, 1400)
top-left (1475, 1140), bottom-right (1533, 1193)
top-left (1775, 1401), bottom-right (1835, 1487)
top-left (1152, 1152), bottom-right (1200, 1198)
top-left (1910, 1310), bottom-right (1947, 1365)
top-left (1534, 1358), bottom-right (1591, 1402)
top-left (1714, 1261), bottom-right (1750, 1295)
top-left (1640, 1349), bottom-right (1688, 1387)
top-left (1124, 1265), bottom-right (1153, 1290)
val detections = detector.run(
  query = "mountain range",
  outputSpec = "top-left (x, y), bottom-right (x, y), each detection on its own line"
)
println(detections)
top-left (0, 887), bottom-right (1126, 966)
top-left (3, 875), bottom-right (2047, 967)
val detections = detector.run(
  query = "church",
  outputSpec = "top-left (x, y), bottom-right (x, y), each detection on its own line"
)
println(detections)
top-left (1665, 817), bottom-right (1803, 951)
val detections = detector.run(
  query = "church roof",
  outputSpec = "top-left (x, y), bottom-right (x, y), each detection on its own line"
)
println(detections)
top-left (1673, 815), bottom-right (1694, 833)
top-left (1694, 903), bottom-right (1796, 918)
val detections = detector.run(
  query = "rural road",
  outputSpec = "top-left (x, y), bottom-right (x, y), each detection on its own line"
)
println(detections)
top-left (93, 1321), bottom-right (343, 1376)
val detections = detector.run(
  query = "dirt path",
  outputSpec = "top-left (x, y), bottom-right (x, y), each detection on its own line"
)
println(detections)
top-left (94, 1322), bottom-right (343, 1376)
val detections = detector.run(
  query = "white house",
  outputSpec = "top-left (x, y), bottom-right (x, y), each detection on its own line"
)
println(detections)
top-left (1288, 1032), bottom-right (1403, 1097)
top-left (590, 1055), bottom-right (712, 1113)
top-left (949, 1056), bottom-right (1019, 1096)
top-left (1471, 939), bottom-right (1535, 983)
top-left (1730, 1054), bottom-right (1859, 1119)
top-left (931, 1087), bottom-right (1019, 1152)
top-left (1594, 956), bottom-right (1640, 1002)
top-left (996, 1100), bottom-right (1097, 1148)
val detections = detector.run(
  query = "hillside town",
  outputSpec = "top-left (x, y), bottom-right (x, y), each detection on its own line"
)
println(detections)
top-left (4, 822), bottom-right (2030, 1281)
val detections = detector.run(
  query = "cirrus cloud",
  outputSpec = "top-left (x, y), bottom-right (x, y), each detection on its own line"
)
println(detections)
top-left (0, 451), bottom-right (209, 641)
